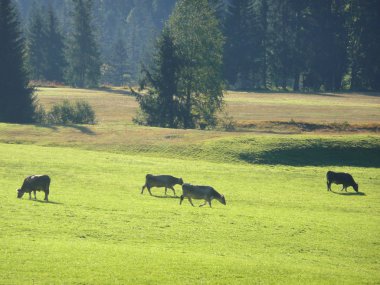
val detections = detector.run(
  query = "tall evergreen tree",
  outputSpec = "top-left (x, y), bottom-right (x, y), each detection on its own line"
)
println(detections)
top-left (0, 0), bottom-right (35, 123)
top-left (65, 0), bottom-right (101, 87)
top-left (224, 0), bottom-right (267, 90)
top-left (224, 0), bottom-right (252, 88)
top-left (348, 0), bottom-right (380, 91)
top-left (103, 37), bottom-right (130, 85)
top-left (125, 1), bottom-right (157, 82)
top-left (136, 27), bottom-right (181, 128)
top-left (169, 0), bottom-right (224, 128)
top-left (44, 5), bottom-right (66, 82)
top-left (27, 2), bottom-right (47, 80)
top-left (267, 0), bottom-right (295, 90)
top-left (303, 0), bottom-right (348, 91)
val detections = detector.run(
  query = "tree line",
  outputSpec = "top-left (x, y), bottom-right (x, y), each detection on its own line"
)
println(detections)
top-left (16, 0), bottom-right (177, 85)
top-left (1, 0), bottom-right (379, 125)
top-left (221, 0), bottom-right (380, 92)
top-left (17, 0), bottom-right (380, 91)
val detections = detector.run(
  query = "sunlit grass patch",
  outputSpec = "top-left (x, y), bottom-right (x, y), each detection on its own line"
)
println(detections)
top-left (0, 143), bottom-right (379, 284)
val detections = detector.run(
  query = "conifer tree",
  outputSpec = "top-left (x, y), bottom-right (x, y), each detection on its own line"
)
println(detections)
top-left (65, 0), bottom-right (101, 88)
top-left (44, 5), bottom-right (66, 82)
top-left (0, 0), bottom-right (35, 123)
top-left (103, 37), bottom-right (130, 85)
top-left (27, 3), bottom-right (47, 80)
top-left (136, 28), bottom-right (181, 128)
top-left (348, 0), bottom-right (380, 91)
top-left (125, 1), bottom-right (157, 82)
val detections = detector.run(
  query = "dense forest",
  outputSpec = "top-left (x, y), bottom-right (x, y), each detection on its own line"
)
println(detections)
top-left (13, 0), bottom-right (380, 92)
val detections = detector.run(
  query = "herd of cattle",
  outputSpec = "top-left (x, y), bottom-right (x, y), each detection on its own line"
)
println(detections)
top-left (16, 171), bottom-right (359, 207)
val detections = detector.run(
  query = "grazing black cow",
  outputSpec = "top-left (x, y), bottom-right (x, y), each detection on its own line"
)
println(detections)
top-left (141, 174), bottom-right (183, 196)
top-left (326, 171), bottom-right (358, 192)
top-left (17, 175), bottom-right (51, 201)
top-left (180, 183), bottom-right (226, 207)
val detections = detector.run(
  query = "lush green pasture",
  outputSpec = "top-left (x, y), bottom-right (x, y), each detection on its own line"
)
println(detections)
top-left (0, 143), bottom-right (379, 284)
top-left (0, 87), bottom-right (379, 284)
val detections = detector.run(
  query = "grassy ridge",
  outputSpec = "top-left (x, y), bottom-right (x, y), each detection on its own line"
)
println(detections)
top-left (0, 143), bottom-right (379, 284)
top-left (1, 122), bottom-right (379, 167)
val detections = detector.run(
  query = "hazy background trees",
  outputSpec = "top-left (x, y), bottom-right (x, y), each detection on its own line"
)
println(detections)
top-left (14, 0), bottom-right (380, 91)
top-left (2, 0), bottom-right (379, 125)
top-left (65, 0), bottom-right (101, 87)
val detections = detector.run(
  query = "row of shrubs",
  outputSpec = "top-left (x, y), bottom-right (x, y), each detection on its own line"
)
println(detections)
top-left (35, 100), bottom-right (96, 125)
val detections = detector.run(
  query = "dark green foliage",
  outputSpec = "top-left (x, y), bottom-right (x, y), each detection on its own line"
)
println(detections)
top-left (224, 0), bottom-right (268, 89)
top-left (136, 0), bottom-right (225, 129)
top-left (302, 0), bottom-right (348, 91)
top-left (45, 100), bottom-right (96, 124)
top-left (27, 3), bottom-right (47, 80)
top-left (348, 0), bottom-right (380, 91)
top-left (0, 0), bottom-right (35, 123)
top-left (16, 0), bottom-right (177, 85)
top-left (102, 37), bottom-right (130, 86)
top-left (136, 28), bottom-right (181, 128)
top-left (169, 0), bottom-right (225, 129)
top-left (44, 5), bottom-right (66, 82)
top-left (26, 3), bottom-right (65, 82)
top-left (223, 0), bottom-right (379, 91)
top-left (65, 0), bottom-right (101, 88)
top-left (14, 0), bottom-right (380, 91)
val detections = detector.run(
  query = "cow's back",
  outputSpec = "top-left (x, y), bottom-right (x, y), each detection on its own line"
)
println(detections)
top-left (146, 174), bottom-right (175, 187)
top-left (182, 183), bottom-right (213, 199)
top-left (327, 171), bottom-right (354, 184)
top-left (22, 175), bottom-right (50, 191)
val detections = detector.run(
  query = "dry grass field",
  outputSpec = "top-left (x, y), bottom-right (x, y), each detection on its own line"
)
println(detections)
top-left (225, 91), bottom-right (380, 124)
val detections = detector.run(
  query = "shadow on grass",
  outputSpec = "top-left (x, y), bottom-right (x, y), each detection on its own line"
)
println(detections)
top-left (239, 146), bottom-right (380, 167)
top-left (151, 194), bottom-right (179, 199)
top-left (94, 86), bottom-right (134, 97)
top-left (35, 124), bottom-right (58, 130)
top-left (25, 199), bottom-right (64, 205)
top-left (330, 191), bottom-right (366, 196)
top-left (230, 88), bottom-right (380, 97)
top-left (231, 89), bottom-right (344, 98)
top-left (35, 123), bottom-right (96, 135)
top-left (63, 124), bottom-right (96, 135)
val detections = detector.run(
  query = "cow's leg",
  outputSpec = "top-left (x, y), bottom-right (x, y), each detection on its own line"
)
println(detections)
top-left (188, 198), bottom-right (195, 207)
top-left (208, 200), bottom-right (212, 208)
top-left (147, 186), bottom-right (152, 196)
top-left (169, 186), bottom-right (176, 196)
top-left (180, 195), bottom-right (184, 205)
top-left (44, 190), bottom-right (49, 201)
top-left (199, 200), bottom-right (207, 207)
top-left (165, 187), bottom-right (167, 195)
top-left (327, 181), bottom-right (331, 191)
top-left (29, 192), bottom-right (32, 200)
top-left (340, 186), bottom-right (345, 191)
top-left (33, 191), bottom-right (37, 199)
top-left (141, 184), bottom-right (146, 194)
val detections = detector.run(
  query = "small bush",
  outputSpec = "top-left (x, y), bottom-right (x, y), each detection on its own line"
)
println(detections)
top-left (35, 100), bottom-right (96, 125)
top-left (217, 111), bottom-right (236, 131)
top-left (33, 103), bottom-right (48, 124)
top-left (73, 100), bottom-right (96, 124)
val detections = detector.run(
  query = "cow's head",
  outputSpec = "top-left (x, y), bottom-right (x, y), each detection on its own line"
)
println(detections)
top-left (178, 178), bottom-right (184, 185)
top-left (353, 183), bottom-right (359, 192)
top-left (17, 188), bottom-right (25, 198)
top-left (218, 194), bottom-right (226, 205)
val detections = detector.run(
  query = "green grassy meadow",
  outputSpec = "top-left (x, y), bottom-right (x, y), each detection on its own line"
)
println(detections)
top-left (0, 87), bottom-right (379, 284)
